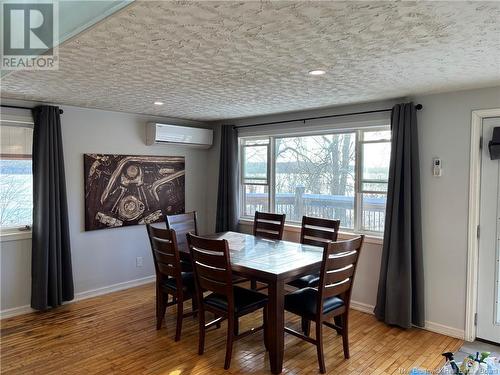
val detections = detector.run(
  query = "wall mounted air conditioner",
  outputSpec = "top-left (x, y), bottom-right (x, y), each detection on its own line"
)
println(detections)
top-left (146, 123), bottom-right (213, 149)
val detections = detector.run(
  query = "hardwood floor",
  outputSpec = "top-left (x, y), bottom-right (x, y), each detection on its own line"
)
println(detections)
top-left (0, 283), bottom-right (462, 374)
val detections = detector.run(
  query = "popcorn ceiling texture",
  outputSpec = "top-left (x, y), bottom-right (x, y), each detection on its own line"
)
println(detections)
top-left (1, 1), bottom-right (499, 121)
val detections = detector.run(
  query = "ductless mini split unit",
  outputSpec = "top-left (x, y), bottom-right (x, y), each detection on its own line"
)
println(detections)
top-left (146, 123), bottom-right (213, 149)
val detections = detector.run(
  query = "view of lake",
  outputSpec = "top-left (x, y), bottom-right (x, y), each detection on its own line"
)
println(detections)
top-left (0, 159), bottom-right (33, 228)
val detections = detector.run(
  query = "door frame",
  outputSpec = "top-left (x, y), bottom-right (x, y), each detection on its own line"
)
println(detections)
top-left (465, 108), bottom-right (500, 342)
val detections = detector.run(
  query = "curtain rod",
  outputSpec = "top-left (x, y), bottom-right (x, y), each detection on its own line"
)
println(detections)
top-left (1, 104), bottom-right (64, 114)
top-left (234, 104), bottom-right (423, 129)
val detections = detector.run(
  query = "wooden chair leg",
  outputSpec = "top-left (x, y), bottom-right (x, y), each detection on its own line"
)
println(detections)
top-left (316, 319), bottom-right (326, 374)
top-left (224, 316), bottom-right (235, 370)
top-left (192, 297), bottom-right (198, 319)
top-left (251, 280), bottom-right (257, 290)
top-left (263, 306), bottom-right (269, 351)
top-left (233, 317), bottom-right (239, 336)
top-left (341, 312), bottom-right (350, 359)
top-left (175, 298), bottom-right (183, 341)
top-left (198, 307), bottom-right (206, 355)
top-left (334, 315), bottom-right (342, 334)
top-left (156, 292), bottom-right (167, 330)
top-left (301, 317), bottom-right (311, 336)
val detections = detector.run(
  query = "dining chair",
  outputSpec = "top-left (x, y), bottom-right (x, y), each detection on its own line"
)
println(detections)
top-left (187, 233), bottom-right (269, 370)
top-left (146, 224), bottom-right (197, 341)
top-left (251, 211), bottom-right (286, 289)
top-left (283, 236), bottom-right (364, 374)
top-left (288, 216), bottom-right (341, 289)
top-left (166, 211), bottom-right (198, 271)
top-left (253, 211), bottom-right (286, 240)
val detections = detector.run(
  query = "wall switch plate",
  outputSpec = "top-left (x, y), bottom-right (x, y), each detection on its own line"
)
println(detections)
top-left (136, 257), bottom-right (143, 267)
top-left (432, 157), bottom-right (442, 177)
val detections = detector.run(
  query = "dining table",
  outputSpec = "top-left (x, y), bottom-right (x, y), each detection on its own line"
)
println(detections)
top-left (177, 230), bottom-right (324, 374)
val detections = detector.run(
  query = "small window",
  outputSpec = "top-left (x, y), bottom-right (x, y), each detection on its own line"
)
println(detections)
top-left (240, 138), bottom-right (270, 216)
top-left (359, 129), bottom-right (390, 233)
top-left (0, 124), bottom-right (34, 230)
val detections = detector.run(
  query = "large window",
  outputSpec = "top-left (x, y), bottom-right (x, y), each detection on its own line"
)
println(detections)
top-left (0, 124), bottom-right (33, 230)
top-left (240, 127), bottom-right (390, 234)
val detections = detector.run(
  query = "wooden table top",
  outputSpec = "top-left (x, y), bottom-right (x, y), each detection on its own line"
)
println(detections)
top-left (179, 231), bottom-right (324, 280)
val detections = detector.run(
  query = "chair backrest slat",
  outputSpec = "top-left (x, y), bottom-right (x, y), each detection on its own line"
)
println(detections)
top-left (318, 236), bottom-right (364, 306)
top-left (253, 211), bottom-right (286, 241)
top-left (187, 233), bottom-right (233, 302)
top-left (157, 263), bottom-right (177, 278)
top-left (324, 264), bottom-right (355, 285)
top-left (325, 251), bottom-right (358, 270)
top-left (166, 211), bottom-right (198, 251)
top-left (300, 216), bottom-right (340, 249)
top-left (324, 278), bottom-right (352, 297)
top-left (146, 224), bottom-right (182, 285)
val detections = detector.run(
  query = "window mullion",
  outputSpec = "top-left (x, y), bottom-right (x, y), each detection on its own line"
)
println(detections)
top-left (269, 136), bottom-right (275, 213)
top-left (354, 130), bottom-right (362, 232)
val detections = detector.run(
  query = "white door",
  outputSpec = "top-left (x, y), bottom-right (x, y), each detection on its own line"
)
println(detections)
top-left (477, 117), bottom-right (500, 343)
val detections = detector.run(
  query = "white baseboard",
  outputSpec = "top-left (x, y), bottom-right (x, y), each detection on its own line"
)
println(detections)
top-left (349, 300), bottom-right (465, 340)
top-left (0, 275), bottom-right (155, 320)
top-left (350, 300), bottom-right (375, 314)
top-left (423, 320), bottom-right (465, 340)
top-left (74, 275), bottom-right (155, 301)
top-left (0, 305), bottom-right (35, 319)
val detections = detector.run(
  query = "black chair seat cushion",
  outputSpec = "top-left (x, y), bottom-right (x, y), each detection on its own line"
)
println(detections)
top-left (287, 273), bottom-right (320, 289)
top-left (161, 272), bottom-right (195, 294)
top-left (285, 287), bottom-right (344, 318)
top-left (204, 286), bottom-right (268, 314)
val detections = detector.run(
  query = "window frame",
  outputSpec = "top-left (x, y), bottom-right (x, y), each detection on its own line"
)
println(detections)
top-left (239, 137), bottom-right (271, 214)
top-left (238, 125), bottom-right (391, 236)
top-left (0, 114), bottom-right (34, 237)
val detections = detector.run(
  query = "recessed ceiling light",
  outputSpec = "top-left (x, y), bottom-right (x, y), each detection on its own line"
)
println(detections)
top-left (154, 101), bottom-right (164, 106)
top-left (308, 69), bottom-right (326, 76)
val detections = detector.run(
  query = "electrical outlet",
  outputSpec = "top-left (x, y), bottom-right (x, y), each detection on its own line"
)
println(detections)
top-left (136, 257), bottom-right (143, 267)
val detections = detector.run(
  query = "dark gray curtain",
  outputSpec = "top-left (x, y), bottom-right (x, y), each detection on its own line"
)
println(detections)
top-left (31, 105), bottom-right (74, 310)
top-left (374, 102), bottom-right (424, 329)
top-left (215, 125), bottom-right (239, 232)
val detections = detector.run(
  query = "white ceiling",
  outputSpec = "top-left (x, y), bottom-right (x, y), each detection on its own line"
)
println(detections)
top-left (2, 1), bottom-right (499, 121)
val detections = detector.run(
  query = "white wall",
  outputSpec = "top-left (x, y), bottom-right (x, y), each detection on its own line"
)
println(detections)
top-left (0, 103), bottom-right (213, 315)
top-left (415, 86), bottom-right (500, 336)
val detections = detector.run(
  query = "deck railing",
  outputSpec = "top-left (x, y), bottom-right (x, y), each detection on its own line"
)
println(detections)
top-left (244, 187), bottom-right (386, 232)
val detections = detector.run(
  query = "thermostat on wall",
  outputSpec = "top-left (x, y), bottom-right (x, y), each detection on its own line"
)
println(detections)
top-left (432, 158), bottom-right (442, 177)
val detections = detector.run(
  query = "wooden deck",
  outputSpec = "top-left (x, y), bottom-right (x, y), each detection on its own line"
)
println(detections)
top-left (0, 283), bottom-right (462, 374)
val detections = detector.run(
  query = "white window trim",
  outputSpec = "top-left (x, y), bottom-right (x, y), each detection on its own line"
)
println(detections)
top-left (0, 228), bottom-right (32, 242)
top-left (238, 123), bottom-right (390, 236)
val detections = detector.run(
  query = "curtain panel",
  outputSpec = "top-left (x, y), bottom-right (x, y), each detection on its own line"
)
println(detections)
top-left (374, 102), bottom-right (425, 329)
top-left (215, 125), bottom-right (239, 232)
top-left (31, 105), bottom-right (74, 310)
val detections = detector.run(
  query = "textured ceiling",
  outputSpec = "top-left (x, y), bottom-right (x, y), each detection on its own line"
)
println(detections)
top-left (1, 1), bottom-right (500, 121)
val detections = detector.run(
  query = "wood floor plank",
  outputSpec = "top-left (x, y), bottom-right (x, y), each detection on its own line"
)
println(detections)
top-left (1, 283), bottom-right (462, 374)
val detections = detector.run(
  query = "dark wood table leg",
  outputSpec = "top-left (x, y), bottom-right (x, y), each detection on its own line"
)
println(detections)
top-left (267, 279), bottom-right (285, 374)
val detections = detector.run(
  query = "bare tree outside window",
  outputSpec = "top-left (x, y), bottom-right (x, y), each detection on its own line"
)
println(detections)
top-left (0, 159), bottom-right (33, 228)
top-left (0, 124), bottom-right (33, 230)
top-left (275, 133), bottom-right (356, 226)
